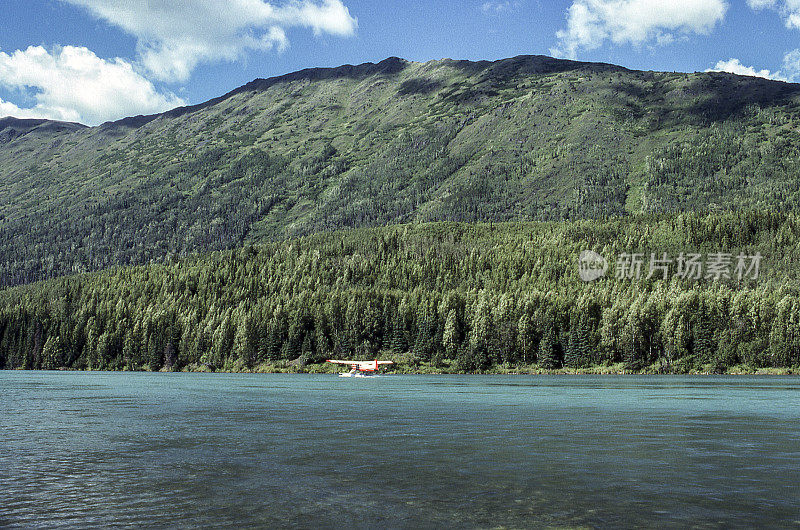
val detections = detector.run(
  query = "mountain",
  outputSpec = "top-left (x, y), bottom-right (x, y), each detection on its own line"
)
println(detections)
top-left (2, 54), bottom-right (800, 286)
top-left (0, 117), bottom-right (86, 144)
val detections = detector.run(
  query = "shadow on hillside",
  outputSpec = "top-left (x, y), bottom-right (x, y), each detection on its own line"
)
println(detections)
top-left (398, 78), bottom-right (444, 96)
top-left (607, 72), bottom-right (800, 127)
top-left (686, 73), bottom-right (800, 123)
top-left (447, 55), bottom-right (628, 78)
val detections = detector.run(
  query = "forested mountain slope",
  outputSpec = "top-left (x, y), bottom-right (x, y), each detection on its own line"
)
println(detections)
top-left (2, 213), bottom-right (798, 373)
top-left (3, 55), bottom-right (800, 285)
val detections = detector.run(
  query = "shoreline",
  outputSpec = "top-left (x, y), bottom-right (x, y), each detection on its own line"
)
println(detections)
top-left (180, 360), bottom-right (800, 376)
top-left (9, 364), bottom-right (798, 376)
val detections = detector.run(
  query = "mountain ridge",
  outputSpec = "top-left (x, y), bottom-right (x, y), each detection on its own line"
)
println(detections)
top-left (3, 54), bottom-right (797, 132)
top-left (0, 116), bottom-right (86, 144)
top-left (4, 55), bottom-right (632, 130)
top-left (2, 54), bottom-right (800, 286)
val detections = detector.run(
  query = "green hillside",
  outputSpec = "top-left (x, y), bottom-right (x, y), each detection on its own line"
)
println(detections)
top-left (2, 55), bottom-right (800, 286)
top-left (1, 213), bottom-right (798, 373)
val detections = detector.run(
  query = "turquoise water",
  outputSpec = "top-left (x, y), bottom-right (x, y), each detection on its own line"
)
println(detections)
top-left (2, 372), bottom-right (799, 528)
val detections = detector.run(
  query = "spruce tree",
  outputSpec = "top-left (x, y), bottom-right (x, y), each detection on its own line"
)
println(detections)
top-left (442, 309), bottom-right (460, 359)
top-left (565, 312), bottom-right (591, 369)
top-left (538, 325), bottom-right (560, 370)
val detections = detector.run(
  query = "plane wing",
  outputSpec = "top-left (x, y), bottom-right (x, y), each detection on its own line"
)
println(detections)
top-left (326, 360), bottom-right (394, 369)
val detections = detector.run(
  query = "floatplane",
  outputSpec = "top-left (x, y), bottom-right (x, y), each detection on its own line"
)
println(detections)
top-left (327, 359), bottom-right (394, 377)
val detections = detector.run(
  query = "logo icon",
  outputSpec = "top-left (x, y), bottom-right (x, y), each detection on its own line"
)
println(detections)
top-left (579, 250), bottom-right (608, 282)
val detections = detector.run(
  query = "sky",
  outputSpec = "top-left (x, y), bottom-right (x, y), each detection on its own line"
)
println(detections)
top-left (1, 0), bottom-right (800, 126)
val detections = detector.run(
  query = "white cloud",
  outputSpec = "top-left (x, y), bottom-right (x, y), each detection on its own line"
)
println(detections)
top-left (747, 0), bottom-right (800, 29)
top-left (782, 48), bottom-right (800, 79)
top-left (60, 0), bottom-right (358, 82)
top-left (706, 58), bottom-right (789, 81)
top-left (551, 0), bottom-right (728, 59)
top-left (707, 50), bottom-right (800, 83)
top-left (0, 98), bottom-right (46, 120)
top-left (0, 45), bottom-right (184, 126)
top-left (482, 1), bottom-right (521, 14)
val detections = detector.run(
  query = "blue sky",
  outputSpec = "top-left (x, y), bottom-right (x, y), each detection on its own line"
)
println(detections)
top-left (2, 0), bottom-right (800, 125)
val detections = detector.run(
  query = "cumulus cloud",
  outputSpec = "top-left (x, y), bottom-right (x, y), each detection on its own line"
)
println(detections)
top-left (781, 48), bottom-right (800, 79)
top-left (551, 0), bottom-right (728, 59)
top-left (0, 45), bottom-right (184, 125)
top-left (747, 0), bottom-right (800, 29)
top-left (707, 58), bottom-right (789, 81)
top-left (707, 50), bottom-right (800, 83)
top-left (60, 0), bottom-right (358, 82)
top-left (0, 99), bottom-right (44, 120)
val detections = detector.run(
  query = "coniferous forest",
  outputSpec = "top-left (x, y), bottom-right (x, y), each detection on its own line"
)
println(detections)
top-left (1, 214), bottom-right (798, 373)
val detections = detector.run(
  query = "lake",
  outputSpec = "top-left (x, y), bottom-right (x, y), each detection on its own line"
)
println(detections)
top-left (1, 372), bottom-right (799, 528)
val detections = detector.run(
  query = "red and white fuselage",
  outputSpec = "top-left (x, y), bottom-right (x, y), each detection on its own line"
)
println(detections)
top-left (327, 359), bottom-right (393, 376)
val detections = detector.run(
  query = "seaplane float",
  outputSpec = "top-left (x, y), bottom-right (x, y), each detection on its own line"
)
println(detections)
top-left (326, 359), bottom-right (394, 377)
